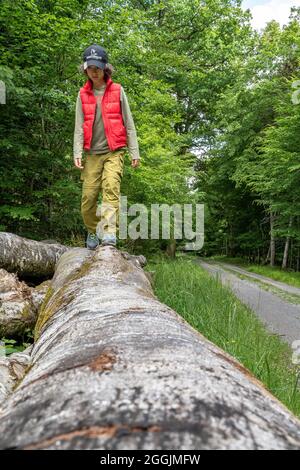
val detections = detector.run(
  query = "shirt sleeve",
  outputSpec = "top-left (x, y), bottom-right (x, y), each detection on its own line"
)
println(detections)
top-left (120, 86), bottom-right (140, 160)
top-left (73, 91), bottom-right (84, 160)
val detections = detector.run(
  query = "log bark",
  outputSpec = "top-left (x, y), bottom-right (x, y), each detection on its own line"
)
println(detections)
top-left (0, 232), bottom-right (72, 279)
top-left (0, 246), bottom-right (300, 450)
top-left (282, 217), bottom-right (293, 269)
top-left (0, 268), bottom-right (50, 337)
top-left (0, 346), bottom-right (32, 407)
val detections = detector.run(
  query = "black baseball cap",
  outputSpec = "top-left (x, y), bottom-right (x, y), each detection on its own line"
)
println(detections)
top-left (83, 44), bottom-right (108, 70)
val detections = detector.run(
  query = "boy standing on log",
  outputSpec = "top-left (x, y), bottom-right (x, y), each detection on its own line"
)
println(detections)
top-left (73, 44), bottom-right (140, 249)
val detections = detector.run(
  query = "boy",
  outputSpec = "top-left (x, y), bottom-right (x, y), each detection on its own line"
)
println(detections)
top-left (74, 44), bottom-right (140, 249)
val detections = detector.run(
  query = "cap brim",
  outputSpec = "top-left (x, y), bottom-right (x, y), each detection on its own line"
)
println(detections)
top-left (84, 59), bottom-right (106, 70)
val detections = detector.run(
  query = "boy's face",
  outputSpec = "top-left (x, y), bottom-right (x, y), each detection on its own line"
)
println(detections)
top-left (86, 65), bottom-right (104, 82)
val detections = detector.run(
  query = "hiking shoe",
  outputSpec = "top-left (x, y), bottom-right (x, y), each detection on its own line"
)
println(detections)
top-left (101, 233), bottom-right (117, 246)
top-left (86, 232), bottom-right (99, 250)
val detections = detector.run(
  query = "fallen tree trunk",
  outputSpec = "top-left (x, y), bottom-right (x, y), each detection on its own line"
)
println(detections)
top-left (0, 232), bottom-right (71, 279)
top-left (0, 246), bottom-right (299, 450)
top-left (0, 268), bottom-right (51, 337)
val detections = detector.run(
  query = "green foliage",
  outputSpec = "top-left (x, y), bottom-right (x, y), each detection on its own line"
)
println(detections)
top-left (1, 329), bottom-right (34, 355)
top-left (2, 0), bottom-right (299, 265)
top-left (198, 12), bottom-right (300, 266)
top-left (0, 0), bottom-right (255, 250)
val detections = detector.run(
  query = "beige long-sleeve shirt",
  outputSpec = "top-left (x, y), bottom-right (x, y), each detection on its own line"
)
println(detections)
top-left (73, 83), bottom-right (140, 160)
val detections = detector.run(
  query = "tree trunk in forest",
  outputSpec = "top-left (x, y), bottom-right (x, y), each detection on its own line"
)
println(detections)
top-left (270, 212), bottom-right (276, 267)
top-left (0, 232), bottom-right (72, 279)
top-left (228, 223), bottom-right (235, 257)
top-left (0, 245), bottom-right (300, 450)
top-left (263, 245), bottom-right (270, 265)
top-left (282, 217), bottom-right (293, 270)
top-left (289, 239), bottom-right (293, 269)
top-left (166, 238), bottom-right (176, 258)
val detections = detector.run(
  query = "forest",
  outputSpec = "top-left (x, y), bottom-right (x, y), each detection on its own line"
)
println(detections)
top-left (1, 0), bottom-right (299, 269)
top-left (1, 0), bottom-right (300, 452)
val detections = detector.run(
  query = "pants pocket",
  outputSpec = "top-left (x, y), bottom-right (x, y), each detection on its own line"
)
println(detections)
top-left (117, 151), bottom-right (125, 177)
top-left (80, 160), bottom-right (86, 181)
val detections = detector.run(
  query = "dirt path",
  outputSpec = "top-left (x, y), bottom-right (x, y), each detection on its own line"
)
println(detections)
top-left (217, 262), bottom-right (300, 296)
top-left (193, 259), bottom-right (300, 346)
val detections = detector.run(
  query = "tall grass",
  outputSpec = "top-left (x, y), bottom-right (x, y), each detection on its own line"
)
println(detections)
top-left (246, 265), bottom-right (300, 288)
top-left (145, 255), bottom-right (300, 417)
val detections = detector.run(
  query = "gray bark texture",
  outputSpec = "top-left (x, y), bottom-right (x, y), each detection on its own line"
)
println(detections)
top-left (0, 268), bottom-right (50, 336)
top-left (0, 231), bottom-right (71, 278)
top-left (0, 346), bottom-right (32, 407)
top-left (0, 245), bottom-right (300, 450)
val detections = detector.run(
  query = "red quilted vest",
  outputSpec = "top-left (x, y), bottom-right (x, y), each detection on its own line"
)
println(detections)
top-left (79, 77), bottom-right (127, 151)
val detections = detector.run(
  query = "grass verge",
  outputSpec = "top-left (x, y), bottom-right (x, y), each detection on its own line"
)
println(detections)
top-left (210, 255), bottom-right (300, 289)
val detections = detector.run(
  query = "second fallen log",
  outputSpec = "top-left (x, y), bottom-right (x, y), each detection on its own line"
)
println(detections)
top-left (0, 232), bottom-right (72, 279)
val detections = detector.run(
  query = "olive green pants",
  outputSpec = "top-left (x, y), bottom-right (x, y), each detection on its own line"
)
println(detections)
top-left (80, 150), bottom-right (125, 237)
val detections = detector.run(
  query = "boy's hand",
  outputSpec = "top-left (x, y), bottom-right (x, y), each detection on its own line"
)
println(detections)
top-left (131, 159), bottom-right (140, 168)
top-left (74, 157), bottom-right (84, 169)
